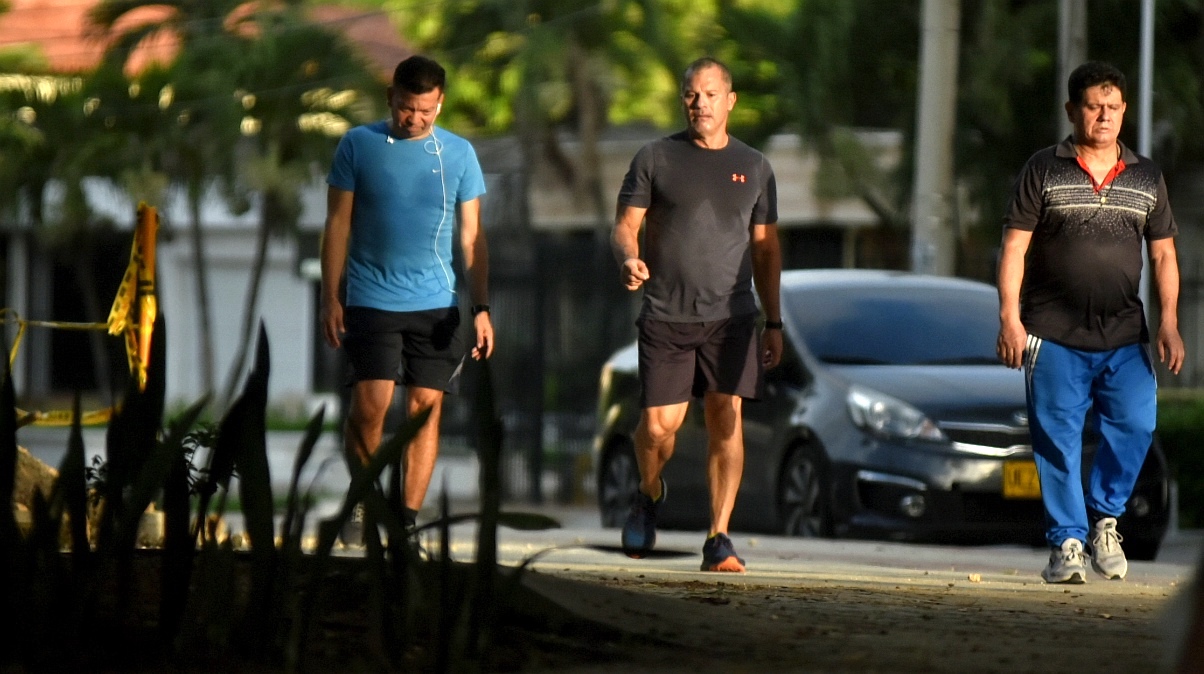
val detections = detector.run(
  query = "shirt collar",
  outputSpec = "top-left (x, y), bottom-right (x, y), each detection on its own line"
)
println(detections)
top-left (1055, 135), bottom-right (1140, 164)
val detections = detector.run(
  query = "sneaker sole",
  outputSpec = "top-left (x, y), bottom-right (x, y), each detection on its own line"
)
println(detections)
top-left (621, 534), bottom-right (655, 559)
top-left (1091, 562), bottom-right (1126, 580)
top-left (702, 556), bottom-right (746, 573)
top-left (1042, 570), bottom-right (1085, 584)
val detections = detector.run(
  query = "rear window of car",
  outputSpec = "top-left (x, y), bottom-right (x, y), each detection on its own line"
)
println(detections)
top-left (786, 283), bottom-right (1001, 366)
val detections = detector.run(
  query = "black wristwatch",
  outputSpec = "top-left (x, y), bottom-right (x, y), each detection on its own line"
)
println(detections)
top-left (764, 319), bottom-right (783, 330)
top-left (471, 304), bottom-right (491, 316)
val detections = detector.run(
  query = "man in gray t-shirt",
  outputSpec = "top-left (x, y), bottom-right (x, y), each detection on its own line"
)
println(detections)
top-left (611, 56), bottom-right (782, 573)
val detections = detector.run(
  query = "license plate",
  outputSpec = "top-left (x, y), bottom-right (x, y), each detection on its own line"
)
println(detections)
top-left (1002, 460), bottom-right (1041, 499)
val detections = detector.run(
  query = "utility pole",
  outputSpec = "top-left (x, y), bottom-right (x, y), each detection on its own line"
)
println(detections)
top-left (909, 0), bottom-right (961, 276)
top-left (1138, 0), bottom-right (1154, 313)
top-left (1057, 0), bottom-right (1088, 139)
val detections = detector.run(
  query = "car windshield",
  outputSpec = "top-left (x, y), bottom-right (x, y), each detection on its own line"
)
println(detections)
top-left (786, 282), bottom-right (1001, 366)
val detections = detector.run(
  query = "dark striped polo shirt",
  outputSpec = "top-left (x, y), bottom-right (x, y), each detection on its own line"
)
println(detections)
top-left (1003, 138), bottom-right (1177, 351)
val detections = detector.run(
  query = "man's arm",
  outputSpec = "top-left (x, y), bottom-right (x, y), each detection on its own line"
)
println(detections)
top-left (1149, 237), bottom-right (1185, 375)
top-left (996, 227), bottom-right (1033, 369)
top-left (612, 203), bottom-right (650, 290)
top-left (459, 197), bottom-right (494, 360)
top-left (320, 186), bottom-right (354, 349)
top-left (751, 223), bottom-right (783, 369)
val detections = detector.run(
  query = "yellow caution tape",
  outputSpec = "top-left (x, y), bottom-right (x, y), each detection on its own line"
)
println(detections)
top-left (1, 203), bottom-right (159, 426)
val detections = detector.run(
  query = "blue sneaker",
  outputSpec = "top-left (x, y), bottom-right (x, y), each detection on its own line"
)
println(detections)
top-left (621, 478), bottom-right (666, 558)
top-left (701, 533), bottom-right (746, 572)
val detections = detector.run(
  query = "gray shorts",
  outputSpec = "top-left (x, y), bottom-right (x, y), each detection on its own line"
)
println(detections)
top-left (636, 314), bottom-right (762, 408)
top-left (342, 306), bottom-right (465, 393)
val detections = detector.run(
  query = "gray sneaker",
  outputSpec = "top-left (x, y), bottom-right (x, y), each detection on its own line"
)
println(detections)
top-left (1042, 538), bottom-right (1087, 584)
top-left (1088, 517), bottom-right (1128, 580)
top-left (339, 502), bottom-right (366, 548)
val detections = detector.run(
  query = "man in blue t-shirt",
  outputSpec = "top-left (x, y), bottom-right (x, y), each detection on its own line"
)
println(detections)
top-left (321, 55), bottom-right (493, 544)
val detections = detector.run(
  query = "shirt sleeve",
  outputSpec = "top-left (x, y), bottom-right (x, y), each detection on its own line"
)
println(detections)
top-left (1146, 173), bottom-right (1178, 241)
top-left (618, 144), bottom-right (655, 208)
top-left (752, 156), bottom-right (778, 225)
top-left (1002, 153), bottom-right (1045, 232)
top-left (326, 133), bottom-right (356, 192)
top-left (456, 142), bottom-right (487, 202)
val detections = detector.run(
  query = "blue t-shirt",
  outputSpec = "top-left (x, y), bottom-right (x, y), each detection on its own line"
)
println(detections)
top-left (327, 121), bottom-right (487, 312)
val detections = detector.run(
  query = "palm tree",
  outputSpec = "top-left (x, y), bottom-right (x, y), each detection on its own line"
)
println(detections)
top-left (217, 4), bottom-right (378, 406)
top-left (88, 0), bottom-right (251, 397)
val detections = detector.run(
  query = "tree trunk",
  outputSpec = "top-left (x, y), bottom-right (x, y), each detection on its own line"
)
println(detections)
top-left (188, 180), bottom-right (216, 396)
top-left (221, 189), bottom-right (273, 409)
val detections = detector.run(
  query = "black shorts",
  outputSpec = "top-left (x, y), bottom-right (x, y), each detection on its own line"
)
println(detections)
top-left (343, 306), bottom-right (465, 393)
top-left (636, 314), bottom-right (762, 408)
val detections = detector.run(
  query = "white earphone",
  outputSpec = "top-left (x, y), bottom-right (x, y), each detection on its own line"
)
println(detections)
top-left (424, 129), bottom-right (452, 292)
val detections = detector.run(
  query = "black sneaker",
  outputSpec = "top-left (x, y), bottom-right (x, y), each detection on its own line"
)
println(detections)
top-left (339, 502), bottom-right (365, 548)
top-left (621, 478), bottom-right (666, 558)
top-left (701, 532), bottom-right (746, 572)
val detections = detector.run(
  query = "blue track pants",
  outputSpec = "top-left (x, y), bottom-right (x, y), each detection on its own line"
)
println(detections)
top-left (1023, 338), bottom-right (1157, 547)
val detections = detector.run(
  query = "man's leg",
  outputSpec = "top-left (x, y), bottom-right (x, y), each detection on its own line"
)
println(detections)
top-left (401, 385), bottom-right (446, 513)
top-left (633, 402), bottom-right (689, 501)
top-left (695, 315), bottom-right (758, 572)
top-left (1084, 344), bottom-right (1157, 580)
top-left (621, 402), bottom-right (687, 557)
top-left (1027, 339), bottom-right (1095, 547)
top-left (345, 379), bottom-right (396, 468)
top-left (1086, 344), bottom-right (1157, 519)
top-left (342, 379), bottom-right (394, 545)
top-left (703, 391), bottom-right (743, 536)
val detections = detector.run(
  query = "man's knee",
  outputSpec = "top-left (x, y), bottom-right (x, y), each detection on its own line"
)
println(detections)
top-left (640, 406), bottom-right (686, 443)
top-left (703, 394), bottom-right (742, 439)
top-left (406, 387), bottom-right (445, 421)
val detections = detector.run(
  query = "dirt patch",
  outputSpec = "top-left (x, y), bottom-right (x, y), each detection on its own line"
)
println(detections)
top-left (518, 571), bottom-right (1186, 673)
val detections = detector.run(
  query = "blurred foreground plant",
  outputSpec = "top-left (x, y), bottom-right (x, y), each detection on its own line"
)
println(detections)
top-left (0, 315), bottom-right (614, 672)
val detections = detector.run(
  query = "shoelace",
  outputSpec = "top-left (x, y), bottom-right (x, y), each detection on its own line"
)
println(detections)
top-left (1057, 542), bottom-right (1084, 564)
top-left (1091, 525), bottom-right (1123, 554)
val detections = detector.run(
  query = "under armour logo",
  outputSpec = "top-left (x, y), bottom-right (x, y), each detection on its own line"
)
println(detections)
top-left (731, 173), bottom-right (746, 183)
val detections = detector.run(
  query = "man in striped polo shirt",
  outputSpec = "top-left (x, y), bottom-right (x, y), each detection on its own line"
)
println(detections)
top-left (996, 61), bottom-right (1185, 584)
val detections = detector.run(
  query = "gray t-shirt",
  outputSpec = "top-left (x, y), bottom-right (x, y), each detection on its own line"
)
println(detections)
top-left (619, 131), bottom-right (777, 322)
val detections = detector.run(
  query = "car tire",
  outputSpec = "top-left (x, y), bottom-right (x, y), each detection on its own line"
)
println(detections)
top-left (777, 443), bottom-right (833, 538)
top-left (598, 440), bottom-right (639, 528)
top-left (1124, 537), bottom-right (1160, 562)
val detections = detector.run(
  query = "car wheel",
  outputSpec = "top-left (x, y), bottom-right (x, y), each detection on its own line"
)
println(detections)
top-left (598, 440), bottom-right (639, 528)
top-left (778, 444), bottom-right (832, 538)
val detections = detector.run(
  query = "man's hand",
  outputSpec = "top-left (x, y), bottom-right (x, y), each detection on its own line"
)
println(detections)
top-left (1157, 325), bottom-right (1186, 375)
top-left (996, 317), bottom-right (1027, 369)
top-left (621, 258), bottom-right (650, 291)
top-left (472, 312), bottom-right (495, 360)
top-left (321, 297), bottom-right (345, 349)
top-left (761, 328), bottom-right (782, 369)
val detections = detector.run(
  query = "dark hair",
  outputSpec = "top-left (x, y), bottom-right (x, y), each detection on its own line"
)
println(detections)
top-left (393, 55), bottom-right (446, 94)
top-left (682, 56), bottom-right (733, 93)
top-left (1067, 61), bottom-right (1126, 105)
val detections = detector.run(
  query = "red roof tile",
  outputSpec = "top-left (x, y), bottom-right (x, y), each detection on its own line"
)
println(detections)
top-left (0, 0), bottom-right (407, 78)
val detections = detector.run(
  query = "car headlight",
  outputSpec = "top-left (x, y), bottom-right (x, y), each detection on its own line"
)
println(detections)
top-left (846, 384), bottom-right (946, 442)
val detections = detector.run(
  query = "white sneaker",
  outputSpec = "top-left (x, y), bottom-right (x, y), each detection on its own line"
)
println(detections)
top-left (1088, 517), bottom-right (1128, 580)
top-left (1042, 538), bottom-right (1087, 584)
